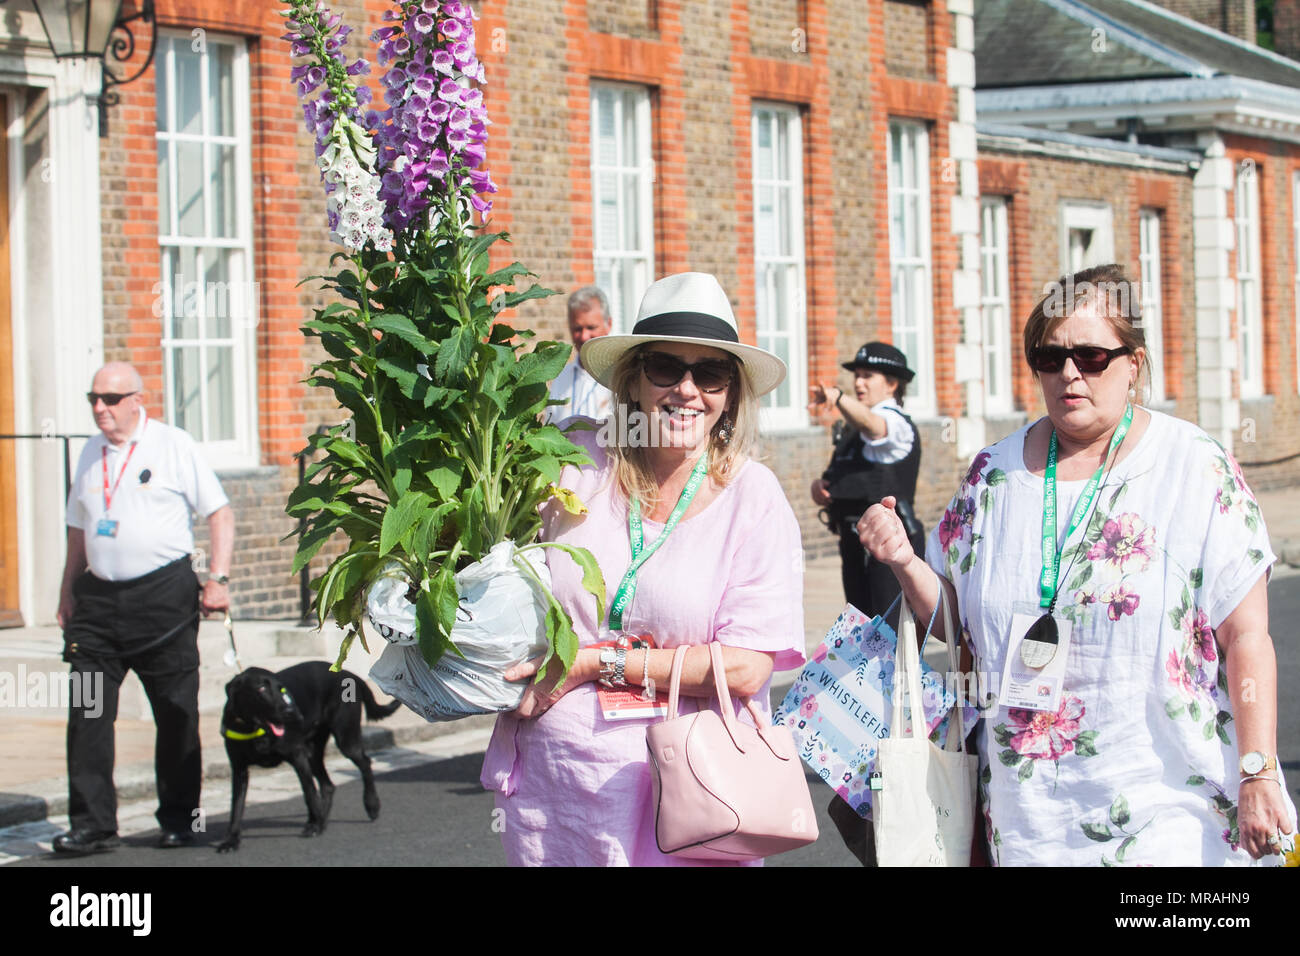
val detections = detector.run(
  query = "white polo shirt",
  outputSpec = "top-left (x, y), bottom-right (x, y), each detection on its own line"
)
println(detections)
top-left (66, 410), bottom-right (229, 581)
top-left (545, 362), bottom-right (613, 423)
top-left (859, 399), bottom-right (915, 465)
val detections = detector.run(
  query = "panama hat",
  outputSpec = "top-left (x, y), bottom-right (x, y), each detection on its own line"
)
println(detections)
top-left (841, 341), bottom-right (915, 382)
top-left (580, 272), bottom-right (788, 396)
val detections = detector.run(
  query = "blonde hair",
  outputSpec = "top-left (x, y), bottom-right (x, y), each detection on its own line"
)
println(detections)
top-left (605, 345), bottom-right (759, 512)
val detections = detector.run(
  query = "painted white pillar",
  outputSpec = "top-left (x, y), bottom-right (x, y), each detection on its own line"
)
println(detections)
top-left (1191, 133), bottom-right (1238, 450)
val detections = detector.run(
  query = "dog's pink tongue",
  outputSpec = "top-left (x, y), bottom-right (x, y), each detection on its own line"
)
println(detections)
top-left (269, 723), bottom-right (284, 737)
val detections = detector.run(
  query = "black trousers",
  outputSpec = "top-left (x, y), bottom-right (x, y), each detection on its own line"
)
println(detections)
top-left (62, 557), bottom-right (201, 833)
top-left (835, 516), bottom-right (927, 631)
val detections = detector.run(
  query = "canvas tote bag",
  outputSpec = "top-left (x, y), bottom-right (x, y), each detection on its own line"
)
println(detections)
top-left (873, 584), bottom-right (977, 866)
top-left (647, 642), bottom-right (818, 861)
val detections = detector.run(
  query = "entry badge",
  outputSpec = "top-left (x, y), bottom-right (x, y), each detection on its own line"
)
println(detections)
top-left (95, 518), bottom-right (120, 538)
top-left (996, 601), bottom-right (1072, 713)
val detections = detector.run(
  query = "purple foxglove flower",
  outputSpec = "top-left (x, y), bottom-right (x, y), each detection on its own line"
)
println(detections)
top-left (413, 13), bottom-right (435, 33)
top-left (292, 40), bottom-right (312, 56)
top-left (306, 66), bottom-right (327, 88)
top-left (428, 148), bottom-right (449, 173)
top-left (431, 50), bottom-right (454, 74)
top-left (421, 0), bottom-right (440, 13)
top-left (364, 109), bottom-right (382, 128)
top-left (447, 108), bottom-right (470, 131)
top-left (429, 100), bottom-right (450, 122)
top-left (290, 64), bottom-right (311, 80)
top-left (446, 128), bottom-right (469, 150)
top-left (383, 66), bottom-right (408, 88)
top-left (470, 193), bottom-right (492, 214)
top-left (439, 19), bottom-right (464, 40)
top-left (417, 121), bottom-right (441, 143)
top-left (347, 60), bottom-right (369, 76)
top-left (461, 88), bottom-right (482, 110)
top-left (443, 1), bottom-right (470, 18)
top-left (411, 72), bottom-right (436, 95)
top-left (462, 142), bottom-right (486, 166)
top-left (355, 86), bottom-right (372, 106)
top-left (438, 78), bottom-right (462, 102)
top-left (371, 26), bottom-right (397, 41)
top-left (469, 168), bottom-right (496, 192)
top-left (450, 40), bottom-right (474, 67)
top-left (393, 35), bottom-right (411, 54)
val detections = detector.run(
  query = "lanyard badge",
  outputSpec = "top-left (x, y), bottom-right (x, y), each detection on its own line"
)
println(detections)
top-left (1025, 404), bottom-right (1133, 669)
top-left (607, 452), bottom-right (709, 631)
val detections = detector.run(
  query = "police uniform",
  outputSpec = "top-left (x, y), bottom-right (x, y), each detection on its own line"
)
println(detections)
top-left (62, 409), bottom-right (228, 835)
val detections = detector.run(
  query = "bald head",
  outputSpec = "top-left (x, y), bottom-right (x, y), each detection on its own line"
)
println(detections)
top-left (89, 362), bottom-right (145, 445)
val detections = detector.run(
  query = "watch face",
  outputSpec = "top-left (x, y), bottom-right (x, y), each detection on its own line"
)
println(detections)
top-left (1242, 752), bottom-right (1265, 775)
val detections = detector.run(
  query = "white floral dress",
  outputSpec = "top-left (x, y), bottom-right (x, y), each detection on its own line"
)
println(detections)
top-left (927, 410), bottom-right (1297, 865)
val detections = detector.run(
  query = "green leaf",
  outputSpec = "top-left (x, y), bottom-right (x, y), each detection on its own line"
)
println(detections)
top-left (1067, 561), bottom-right (1093, 591)
top-left (1188, 699), bottom-right (1201, 722)
top-left (1116, 836), bottom-right (1135, 863)
top-left (1164, 698), bottom-right (1185, 719)
top-left (426, 461), bottom-right (465, 501)
top-left (1109, 793), bottom-right (1130, 828)
top-left (370, 314), bottom-right (438, 352)
top-left (496, 283), bottom-right (556, 311)
top-left (1202, 720), bottom-right (1215, 741)
top-left (434, 325), bottom-right (477, 382)
top-left (1074, 730), bottom-right (1099, 758)
top-left (521, 542), bottom-right (607, 625)
top-left (985, 468), bottom-right (1006, 486)
top-left (1248, 548), bottom-right (1264, 564)
top-left (529, 454), bottom-right (562, 485)
top-left (523, 426), bottom-right (579, 458)
top-left (410, 501), bottom-right (458, 561)
top-left (993, 723), bottom-right (1013, 747)
top-left (980, 487), bottom-right (993, 512)
top-left (960, 550), bottom-right (975, 574)
top-left (1186, 774), bottom-right (1206, 786)
top-left (1017, 760), bottom-right (1034, 782)
top-left (1081, 822), bottom-right (1113, 843)
top-left (1188, 567), bottom-right (1204, 589)
top-left (380, 491), bottom-right (432, 557)
top-left (291, 518), bottom-right (341, 575)
top-left (998, 748), bottom-right (1021, 767)
top-left (1215, 722), bottom-right (1230, 746)
top-left (515, 341), bottom-right (572, 387)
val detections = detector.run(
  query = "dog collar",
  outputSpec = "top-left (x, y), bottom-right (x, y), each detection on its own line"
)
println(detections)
top-left (221, 722), bottom-right (266, 741)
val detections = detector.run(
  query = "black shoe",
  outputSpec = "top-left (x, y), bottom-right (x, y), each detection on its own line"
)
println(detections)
top-left (157, 830), bottom-right (194, 849)
top-left (52, 829), bottom-right (120, 855)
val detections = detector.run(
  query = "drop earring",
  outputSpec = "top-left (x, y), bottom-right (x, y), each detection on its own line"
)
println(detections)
top-left (716, 415), bottom-right (734, 446)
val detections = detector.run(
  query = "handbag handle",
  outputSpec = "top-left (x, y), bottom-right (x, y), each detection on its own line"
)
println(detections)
top-left (888, 580), bottom-right (970, 753)
top-left (662, 642), bottom-right (789, 759)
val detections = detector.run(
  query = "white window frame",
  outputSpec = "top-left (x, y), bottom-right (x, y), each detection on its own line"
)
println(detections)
top-left (1235, 162), bottom-right (1264, 399)
top-left (590, 82), bottom-right (654, 333)
top-left (1059, 202), bottom-right (1114, 274)
top-left (751, 102), bottom-right (807, 430)
top-left (887, 120), bottom-right (934, 416)
top-left (156, 31), bottom-right (258, 467)
top-left (979, 196), bottom-right (1012, 415)
top-left (1138, 209), bottom-right (1166, 404)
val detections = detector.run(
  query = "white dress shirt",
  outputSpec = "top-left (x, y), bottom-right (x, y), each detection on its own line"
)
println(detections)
top-left (859, 399), bottom-right (915, 464)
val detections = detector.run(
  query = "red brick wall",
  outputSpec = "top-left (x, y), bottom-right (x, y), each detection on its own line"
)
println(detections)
top-left (1276, 0), bottom-right (1300, 60)
top-left (1146, 0), bottom-right (1256, 42)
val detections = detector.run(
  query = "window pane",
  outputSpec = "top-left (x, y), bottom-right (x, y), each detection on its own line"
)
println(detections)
top-left (207, 346), bottom-right (235, 441)
top-left (622, 173), bottom-right (639, 251)
top-left (595, 90), bottom-right (617, 166)
top-left (205, 249), bottom-right (232, 339)
top-left (176, 47), bottom-right (203, 137)
top-left (172, 346), bottom-right (203, 437)
top-left (210, 143), bottom-right (236, 238)
top-left (172, 245), bottom-right (201, 340)
top-left (176, 140), bottom-right (205, 237)
top-left (156, 39), bottom-right (171, 130)
top-left (596, 171), bottom-right (618, 250)
top-left (209, 45), bottom-right (234, 137)
top-left (157, 141), bottom-right (171, 235)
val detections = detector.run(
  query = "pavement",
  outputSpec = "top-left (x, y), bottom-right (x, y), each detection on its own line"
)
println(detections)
top-left (3, 484), bottom-right (1299, 837)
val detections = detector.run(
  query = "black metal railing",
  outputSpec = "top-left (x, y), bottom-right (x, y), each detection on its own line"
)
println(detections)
top-left (0, 433), bottom-right (93, 500)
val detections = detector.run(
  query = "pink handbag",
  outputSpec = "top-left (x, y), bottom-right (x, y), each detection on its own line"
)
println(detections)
top-left (646, 643), bottom-right (818, 861)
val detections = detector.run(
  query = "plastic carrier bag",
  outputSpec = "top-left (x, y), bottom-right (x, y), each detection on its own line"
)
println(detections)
top-left (366, 541), bottom-right (550, 721)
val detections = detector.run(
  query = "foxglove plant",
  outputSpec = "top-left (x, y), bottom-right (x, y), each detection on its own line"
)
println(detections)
top-left (282, 0), bottom-right (602, 682)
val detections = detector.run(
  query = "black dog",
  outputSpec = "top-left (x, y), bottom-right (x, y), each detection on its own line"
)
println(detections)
top-left (216, 661), bottom-right (400, 852)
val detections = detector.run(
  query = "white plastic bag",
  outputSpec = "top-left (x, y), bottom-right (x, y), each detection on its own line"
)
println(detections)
top-left (366, 541), bottom-right (550, 721)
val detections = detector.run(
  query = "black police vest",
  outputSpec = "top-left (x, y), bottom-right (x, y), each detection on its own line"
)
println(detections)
top-left (821, 408), bottom-right (921, 512)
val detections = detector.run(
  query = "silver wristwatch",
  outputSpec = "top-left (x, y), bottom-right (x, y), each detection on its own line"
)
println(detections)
top-left (598, 647), bottom-right (628, 688)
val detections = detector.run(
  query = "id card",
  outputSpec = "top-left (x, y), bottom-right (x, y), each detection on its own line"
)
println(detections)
top-left (95, 518), bottom-right (119, 538)
top-left (594, 632), bottom-right (668, 721)
top-left (996, 601), bottom-right (1072, 713)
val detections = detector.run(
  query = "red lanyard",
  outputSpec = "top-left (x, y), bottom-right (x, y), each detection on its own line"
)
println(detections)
top-left (101, 440), bottom-right (139, 514)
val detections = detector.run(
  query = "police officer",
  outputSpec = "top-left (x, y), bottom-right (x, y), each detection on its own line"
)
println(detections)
top-left (809, 342), bottom-right (924, 623)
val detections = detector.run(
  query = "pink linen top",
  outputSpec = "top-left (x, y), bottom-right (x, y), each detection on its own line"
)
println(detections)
top-left (480, 425), bottom-right (806, 866)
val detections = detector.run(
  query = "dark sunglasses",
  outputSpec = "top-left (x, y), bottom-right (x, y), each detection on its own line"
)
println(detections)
top-left (1028, 346), bottom-right (1130, 374)
top-left (639, 351), bottom-right (736, 393)
top-left (86, 391), bottom-right (138, 407)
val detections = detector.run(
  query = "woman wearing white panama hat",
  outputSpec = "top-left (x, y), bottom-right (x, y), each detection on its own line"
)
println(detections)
top-left (480, 272), bottom-right (809, 866)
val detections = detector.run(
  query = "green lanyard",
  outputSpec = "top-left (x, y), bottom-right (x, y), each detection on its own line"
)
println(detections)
top-left (607, 452), bottom-right (710, 630)
top-left (1039, 404), bottom-right (1133, 609)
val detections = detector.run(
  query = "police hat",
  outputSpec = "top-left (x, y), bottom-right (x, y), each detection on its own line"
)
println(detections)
top-left (841, 342), bottom-right (915, 382)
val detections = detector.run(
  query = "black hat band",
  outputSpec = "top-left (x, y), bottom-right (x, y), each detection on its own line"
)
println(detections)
top-left (632, 311), bottom-right (740, 344)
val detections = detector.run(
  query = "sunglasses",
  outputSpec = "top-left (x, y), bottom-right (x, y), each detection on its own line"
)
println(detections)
top-left (639, 352), bottom-right (736, 393)
top-left (86, 391), bottom-right (138, 407)
top-left (1028, 346), bottom-right (1130, 374)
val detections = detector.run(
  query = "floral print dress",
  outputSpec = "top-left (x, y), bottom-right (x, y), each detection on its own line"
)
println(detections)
top-left (927, 410), bottom-right (1297, 865)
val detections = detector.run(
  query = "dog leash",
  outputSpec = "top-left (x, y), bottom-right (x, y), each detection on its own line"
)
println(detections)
top-left (223, 609), bottom-right (243, 671)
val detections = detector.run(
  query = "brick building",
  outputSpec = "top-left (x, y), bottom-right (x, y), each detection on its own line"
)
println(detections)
top-left (1, 0), bottom-right (1298, 627)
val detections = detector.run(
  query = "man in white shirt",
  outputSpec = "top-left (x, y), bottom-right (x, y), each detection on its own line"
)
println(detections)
top-left (53, 362), bottom-right (234, 855)
top-left (545, 286), bottom-right (614, 423)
